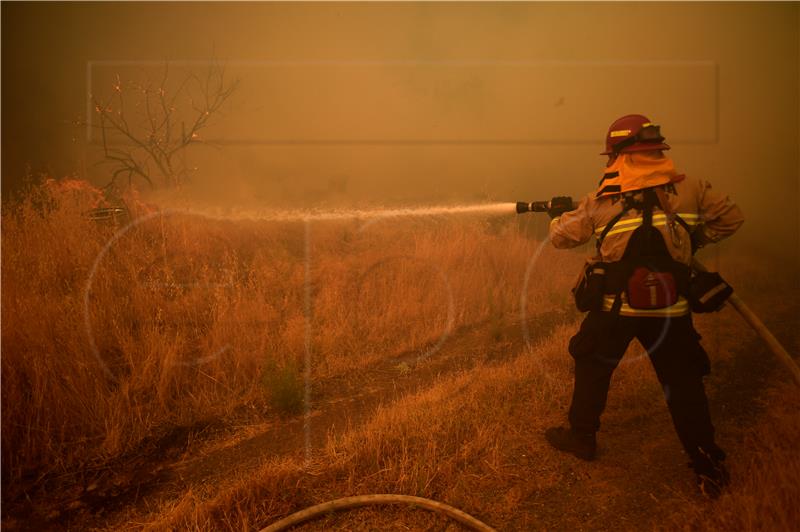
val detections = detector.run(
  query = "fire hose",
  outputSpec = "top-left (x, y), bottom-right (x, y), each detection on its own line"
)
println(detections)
top-left (258, 494), bottom-right (496, 532)
top-left (517, 199), bottom-right (800, 388)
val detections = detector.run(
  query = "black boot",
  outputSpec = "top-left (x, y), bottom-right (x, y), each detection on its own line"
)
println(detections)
top-left (691, 448), bottom-right (730, 499)
top-left (545, 426), bottom-right (597, 461)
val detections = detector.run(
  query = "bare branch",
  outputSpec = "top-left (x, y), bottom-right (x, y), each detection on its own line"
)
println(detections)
top-left (92, 61), bottom-right (238, 189)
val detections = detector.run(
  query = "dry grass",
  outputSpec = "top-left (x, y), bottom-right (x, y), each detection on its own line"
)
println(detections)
top-left (141, 315), bottom-right (800, 531)
top-left (3, 179), bottom-right (798, 531)
top-left (140, 338), bottom-right (799, 532)
top-left (137, 325), bottom-right (580, 530)
top-left (1, 180), bottom-right (579, 489)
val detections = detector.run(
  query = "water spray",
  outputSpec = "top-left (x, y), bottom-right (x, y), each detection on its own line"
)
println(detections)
top-left (151, 201), bottom-right (521, 224)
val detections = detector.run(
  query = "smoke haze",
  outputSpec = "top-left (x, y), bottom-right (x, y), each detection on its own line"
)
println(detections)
top-left (2, 2), bottom-right (798, 260)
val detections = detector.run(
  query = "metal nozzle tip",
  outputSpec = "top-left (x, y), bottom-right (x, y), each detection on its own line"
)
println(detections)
top-left (515, 201), bottom-right (531, 214)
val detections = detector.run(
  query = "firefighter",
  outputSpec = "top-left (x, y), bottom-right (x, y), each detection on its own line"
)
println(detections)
top-left (544, 114), bottom-right (744, 498)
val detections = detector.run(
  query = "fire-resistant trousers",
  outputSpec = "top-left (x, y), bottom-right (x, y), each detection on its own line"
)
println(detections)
top-left (567, 310), bottom-right (724, 465)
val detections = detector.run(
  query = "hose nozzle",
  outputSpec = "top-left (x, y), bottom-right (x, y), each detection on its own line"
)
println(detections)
top-left (515, 201), bottom-right (532, 214)
top-left (516, 201), bottom-right (552, 214)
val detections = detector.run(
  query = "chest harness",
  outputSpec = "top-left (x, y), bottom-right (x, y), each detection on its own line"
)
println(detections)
top-left (574, 186), bottom-right (693, 315)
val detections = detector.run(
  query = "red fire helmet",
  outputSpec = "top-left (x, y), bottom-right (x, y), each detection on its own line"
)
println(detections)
top-left (601, 114), bottom-right (671, 155)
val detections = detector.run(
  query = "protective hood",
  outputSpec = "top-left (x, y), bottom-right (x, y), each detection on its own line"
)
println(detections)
top-left (596, 154), bottom-right (684, 198)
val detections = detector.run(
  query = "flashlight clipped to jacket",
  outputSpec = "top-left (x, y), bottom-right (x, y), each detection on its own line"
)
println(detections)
top-left (516, 197), bottom-right (575, 218)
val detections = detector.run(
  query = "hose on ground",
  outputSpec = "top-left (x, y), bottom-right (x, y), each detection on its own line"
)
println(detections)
top-left (258, 494), bottom-right (497, 532)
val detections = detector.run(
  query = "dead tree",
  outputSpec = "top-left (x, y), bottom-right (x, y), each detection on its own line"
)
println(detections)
top-left (92, 62), bottom-right (238, 190)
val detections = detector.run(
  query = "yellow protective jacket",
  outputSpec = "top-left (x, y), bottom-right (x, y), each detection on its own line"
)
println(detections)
top-left (549, 174), bottom-right (744, 317)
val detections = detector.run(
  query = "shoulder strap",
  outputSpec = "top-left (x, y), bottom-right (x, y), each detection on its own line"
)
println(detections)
top-left (654, 185), bottom-right (694, 235)
top-left (673, 214), bottom-right (693, 235)
top-left (596, 203), bottom-right (629, 252)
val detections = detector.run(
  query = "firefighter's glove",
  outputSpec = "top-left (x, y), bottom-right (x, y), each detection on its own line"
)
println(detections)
top-left (548, 196), bottom-right (574, 219)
